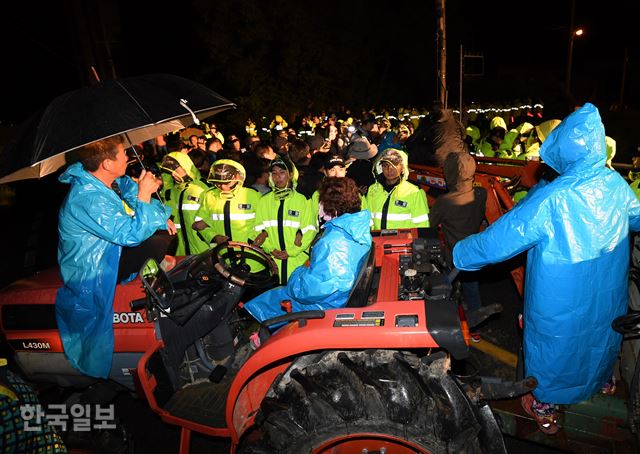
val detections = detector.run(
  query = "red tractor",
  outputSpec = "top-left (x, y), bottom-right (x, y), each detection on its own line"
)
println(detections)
top-left (0, 227), bottom-right (532, 453)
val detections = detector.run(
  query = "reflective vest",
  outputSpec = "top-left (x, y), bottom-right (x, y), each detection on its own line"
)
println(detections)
top-left (254, 190), bottom-right (316, 283)
top-left (162, 180), bottom-right (210, 255)
top-left (195, 186), bottom-right (261, 244)
top-left (366, 180), bottom-right (430, 230)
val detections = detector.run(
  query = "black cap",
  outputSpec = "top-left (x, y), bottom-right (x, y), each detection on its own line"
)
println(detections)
top-left (324, 155), bottom-right (346, 170)
top-left (269, 157), bottom-right (291, 172)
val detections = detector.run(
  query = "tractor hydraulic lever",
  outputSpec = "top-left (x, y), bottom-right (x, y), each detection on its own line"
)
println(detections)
top-left (262, 310), bottom-right (325, 328)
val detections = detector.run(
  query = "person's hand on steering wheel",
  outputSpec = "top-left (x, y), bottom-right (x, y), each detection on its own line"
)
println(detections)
top-left (271, 249), bottom-right (289, 260)
top-left (213, 235), bottom-right (229, 245)
top-left (253, 231), bottom-right (268, 247)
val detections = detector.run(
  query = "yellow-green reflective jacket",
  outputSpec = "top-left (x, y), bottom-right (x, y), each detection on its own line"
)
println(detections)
top-left (254, 190), bottom-right (317, 283)
top-left (163, 179), bottom-right (210, 255)
top-left (366, 180), bottom-right (430, 230)
top-left (195, 186), bottom-right (261, 244)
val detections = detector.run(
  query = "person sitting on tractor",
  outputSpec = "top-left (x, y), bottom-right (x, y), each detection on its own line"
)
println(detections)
top-left (453, 103), bottom-right (640, 435)
top-left (56, 135), bottom-right (174, 378)
top-left (252, 157), bottom-right (317, 284)
top-left (159, 152), bottom-right (210, 256)
top-left (366, 148), bottom-right (430, 230)
top-left (243, 177), bottom-right (372, 322)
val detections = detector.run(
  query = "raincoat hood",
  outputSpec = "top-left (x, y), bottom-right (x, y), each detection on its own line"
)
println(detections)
top-left (326, 210), bottom-right (372, 246)
top-left (431, 108), bottom-right (454, 124)
top-left (465, 125), bottom-right (480, 142)
top-left (374, 148), bottom-right (409, 182)
top-left (59, 162), bottom-right (93, 185)
top-left (516, 122), bottom-right (534, 135)
top-left (208, 159), bottom-right (246, 183)
top-left (166, 151), bottom-right (202, 182)
top-left (490, 116), bottom-right (507, 131)
top-left (535, 119), bottom-right (561, 143)
top-left (208, 159), bottom-right (246, 198)
top-left (268, 156), bottom-right (299, 190)
top-left (540, 103), bottom-right (606, 175)
top-left (443, 152), bottom-right (475, 193)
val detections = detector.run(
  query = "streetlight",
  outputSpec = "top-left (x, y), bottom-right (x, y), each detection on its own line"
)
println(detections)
top-left (565, 27), bottom-right (584, 97)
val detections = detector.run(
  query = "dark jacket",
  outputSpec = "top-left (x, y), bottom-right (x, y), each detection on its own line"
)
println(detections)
top-left (429, 152), bottom-right (485, 263)
top-left (407, 109), bottom-right (468, 167)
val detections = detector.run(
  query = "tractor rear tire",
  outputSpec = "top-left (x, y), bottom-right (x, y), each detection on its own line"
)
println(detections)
top-left (239, 350), bottom-right (504, 454)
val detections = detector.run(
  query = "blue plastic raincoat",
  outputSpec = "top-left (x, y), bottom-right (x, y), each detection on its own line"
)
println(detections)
top-left (56, 163), bottom-right (171, 378)
top-left (453, 104), bottom-right (640, 404)
top-left (244, 210), bottom-right (372, 322)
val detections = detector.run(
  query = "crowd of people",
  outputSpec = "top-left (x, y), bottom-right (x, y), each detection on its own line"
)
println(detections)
top-left (52, 101), bottom-right (640, 439)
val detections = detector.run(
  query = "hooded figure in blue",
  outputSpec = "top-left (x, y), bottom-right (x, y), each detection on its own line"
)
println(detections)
top-left (454, 103), bottom-right (640, 404)
top-left (244, 177), bottom-right (371, 322)
top-left (56, 136), bottom-right (171, 378)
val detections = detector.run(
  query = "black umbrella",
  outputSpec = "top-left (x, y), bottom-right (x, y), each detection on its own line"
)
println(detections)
top-left (0, 74), bottom-right (236, 183)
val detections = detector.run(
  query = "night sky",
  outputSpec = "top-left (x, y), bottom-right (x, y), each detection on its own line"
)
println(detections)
top-left (1, 0), bottom-right (638, 126)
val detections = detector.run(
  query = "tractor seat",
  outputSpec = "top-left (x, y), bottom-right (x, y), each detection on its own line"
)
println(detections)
top-left (345, 244), bottom-right (376, 308)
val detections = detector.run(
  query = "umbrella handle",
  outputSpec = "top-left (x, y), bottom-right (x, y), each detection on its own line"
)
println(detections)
top-left (124, 132), bottom-right (147, 173)
top-left (124, 133), bottom-right (165, 207)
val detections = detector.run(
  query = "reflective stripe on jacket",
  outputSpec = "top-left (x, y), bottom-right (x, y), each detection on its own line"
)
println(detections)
top-left (195, 186), bottom-right (261, 244)
top-left (254, 190), bottom-right (316, 283)
top-left (162, 179), bottom-right (209, 255)
top-left (366, 180), bottom-right (430, 230)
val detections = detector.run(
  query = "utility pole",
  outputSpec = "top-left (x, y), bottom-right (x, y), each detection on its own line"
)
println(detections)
top-left (619, 47), bottom-right (628, 109)
top-left (436, 0), bottom-right (447, 108)
top-left (459, 44), bottom-right (463, 121)
top-left (564, 0), bottom-right (576, 97)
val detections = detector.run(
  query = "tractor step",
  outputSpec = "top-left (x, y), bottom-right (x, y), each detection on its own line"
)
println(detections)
top-left (163, 380), bottom-right (231, 428)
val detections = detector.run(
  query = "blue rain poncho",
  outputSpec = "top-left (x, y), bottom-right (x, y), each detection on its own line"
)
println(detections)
top-left (244, 210), bottom-right (372, 322)
top-left (56, 163), bottom-right (171, 378)
top-left (453, 104), bottom-right (640, 404)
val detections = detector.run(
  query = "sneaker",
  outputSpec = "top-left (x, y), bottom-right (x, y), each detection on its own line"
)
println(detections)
top-left (521, 393), bottom-right (559, 435)
top-left (469, 331), bottom-right (481, 343)
top-left (601, 376), bottom-right (617, 395)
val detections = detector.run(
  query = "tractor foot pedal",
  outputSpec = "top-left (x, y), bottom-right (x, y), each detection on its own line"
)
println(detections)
top-left (209, 365), bottom-right (227, 384)
top-left (480, 375), bottom-right (537, 400)
top-left (466, 303), bottom-right (503, 328)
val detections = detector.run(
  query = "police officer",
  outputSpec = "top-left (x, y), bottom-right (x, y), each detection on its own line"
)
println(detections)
top-left (366, 148), bottom-right (430, 230)
top-left (193, 160), bottom-right (260, 246)
top-left (253, 157), bottom-right (316, 284)
top-left (159, 152), bottom-right (210, 255)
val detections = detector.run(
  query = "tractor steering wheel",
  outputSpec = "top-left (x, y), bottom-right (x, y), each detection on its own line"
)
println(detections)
top-left (211, 241), bottom-right (278, 288)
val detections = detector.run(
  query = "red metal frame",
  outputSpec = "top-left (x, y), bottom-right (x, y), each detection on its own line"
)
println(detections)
top-left (408, 158), bottom-right (543, 298)
top-left (311, 433), bottom-right (433, 453)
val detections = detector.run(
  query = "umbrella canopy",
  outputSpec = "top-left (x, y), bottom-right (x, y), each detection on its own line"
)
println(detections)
top-left (179, 126), bottom-right (207, 141)
top-left (0, 74), bottom-right (235, 183)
